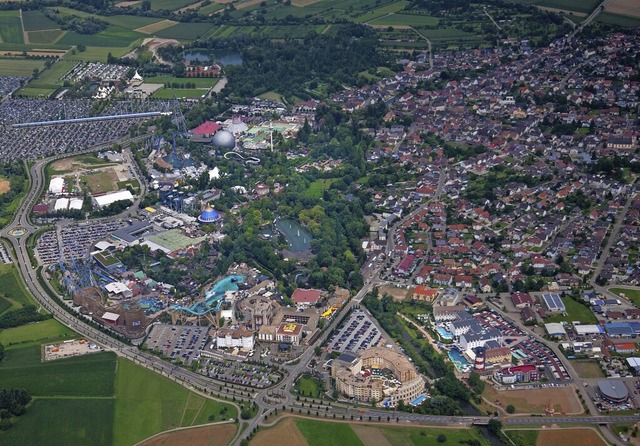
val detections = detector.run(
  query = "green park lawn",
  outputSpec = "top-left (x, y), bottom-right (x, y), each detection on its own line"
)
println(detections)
top-left (545, 296), bottom-right (598, 324)
top-left (610, 288), bottom-right (640, 307)
top-left (294, 374), bottom-right (324, 398)
top-left (304, 179), bottom-right (338, 198)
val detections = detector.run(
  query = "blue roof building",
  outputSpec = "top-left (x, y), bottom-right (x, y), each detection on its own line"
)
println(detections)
top-left (198, 205), bottom-right (221, 224)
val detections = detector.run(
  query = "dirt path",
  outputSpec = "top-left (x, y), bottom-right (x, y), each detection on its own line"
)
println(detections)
top-left (133, 37), bottom-right (179, 67)
top-left (137, 423), bottom-right (236, 446)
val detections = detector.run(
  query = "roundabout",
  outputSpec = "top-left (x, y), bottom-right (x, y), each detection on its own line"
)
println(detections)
top-left (8, 227), bottom-right (28, 237)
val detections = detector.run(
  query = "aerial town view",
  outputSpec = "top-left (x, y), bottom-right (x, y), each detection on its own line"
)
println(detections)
top-left (0, 0), bottom-right (639, 445)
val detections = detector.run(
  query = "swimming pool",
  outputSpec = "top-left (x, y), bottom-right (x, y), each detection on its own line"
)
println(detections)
top-left (448, 348), bottom-right (471, 372)
top-left (410, 395), bottom-right (428, 406)
top-left (436, 326), bottom-right (454, 340)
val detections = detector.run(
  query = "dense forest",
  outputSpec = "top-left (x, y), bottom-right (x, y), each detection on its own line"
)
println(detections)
top-left (0, 162), bottom-right (27, 225)
top-left (0, 388), bottom-right (31, 430)
top-left (0, 305), bottom-right (52, 329)
top-left (160, 24), bottom-right (390, 102)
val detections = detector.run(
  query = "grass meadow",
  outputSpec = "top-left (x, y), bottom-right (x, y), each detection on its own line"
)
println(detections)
top-left (0, 263), bottom-right (34, 310)
top-left (0, 319), bottom-right (77, 346)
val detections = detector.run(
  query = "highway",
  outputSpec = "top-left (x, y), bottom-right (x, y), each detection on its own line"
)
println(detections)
top-left (2, 147), bottom-right (639, 446)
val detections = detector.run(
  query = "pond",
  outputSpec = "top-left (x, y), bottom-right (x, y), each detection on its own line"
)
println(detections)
top-left (275, 218), bottom-right (312, 253)
top-left (184, 50), bottom-right (243, 66)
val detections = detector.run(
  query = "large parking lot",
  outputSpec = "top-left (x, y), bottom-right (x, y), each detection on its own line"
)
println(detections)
top-left (478, 310), bottom-right (569, 381)
top-left (198, 357), bottom-right (281, 388)
top-left (145, 323), bottom-right (209, 365)
top-left (328, 309), bottom-right (383, 354)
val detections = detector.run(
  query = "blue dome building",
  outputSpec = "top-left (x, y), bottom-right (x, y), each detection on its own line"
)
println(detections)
top-left (198, 205), bottom-right (221, 224)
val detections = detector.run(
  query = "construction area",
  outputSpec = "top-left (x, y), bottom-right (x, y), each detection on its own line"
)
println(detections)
top-left (43, 339), bottom-right (103, 361)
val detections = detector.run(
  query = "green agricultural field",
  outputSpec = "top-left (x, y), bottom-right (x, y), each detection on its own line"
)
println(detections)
top-left (545, 297), bottom-right (598, 324)
top-left (0, 16), bottom-right (25, 44)
top-left (368, 13), bottom-right (439, 27)
top-left (113, 358), bottom-right (237, 445)
top-left (0, 346), bottom-right (116, 396)
top-left (296, 419), bottom-right (364, 446)
top-left (14, 87), bottom-right (56, 98)
top-left (198, 2), bottom-right (225, 15)
top-left (103, 14), bottom-right (163, 29)
top-left (0, 263), bottom-right (33, 310)
top-left (532, 0), bottom-right (599, 14)
top-left (152, 88), bottom-right (208, 99)
top-left (145, 76), bottom-right (219, 88)
top-left (380, 426), bottom-right (489, 446)
top-left (0, 319), bottom-right (77, 346)
top-left (596, 12), bottom-right (640, 28)
top-left (353, 1), bottom-right (409, 23)
top-left (139, 0), bottom-right (199, 11)
top-left (0, 57), bottom-right (45, 76)
top-left (154, 22), bottom-right (215, 40)
top-left (611, 288), bottom-right (640, 307)
top-left (58, 26), bottom-right (144, 47)
top-left (27, 29), bottom-right (65, 44)
top-left (66, 45), bottom-right (137, 62)
top-left (0, 398), bottom-right (114, 446)
top-left (22, 60), bottom-right (76, 96)
top-left (304, 178), bottom-right (337, 198)
top-left (21, 10), bottom-right (59, 31)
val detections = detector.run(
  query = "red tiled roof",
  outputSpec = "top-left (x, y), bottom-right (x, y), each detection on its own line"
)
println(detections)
top-left (192, 121), bottom-right (221, 135)
top-left (292, 288), bottom-right (321, 304)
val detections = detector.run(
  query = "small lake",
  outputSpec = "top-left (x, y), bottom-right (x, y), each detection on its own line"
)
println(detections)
top-left (275, 218), bottom-right (312, 253)
top-left (184, 50), bottom-right (243, 66)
